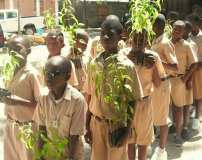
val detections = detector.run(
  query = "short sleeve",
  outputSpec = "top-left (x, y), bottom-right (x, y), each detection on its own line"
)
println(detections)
top-left (155, 54), bottom-right (167, 78)
top-left (69, 96), bottom-right (87, 135)
top-left (29, 70), bottom-right (42, 102)
top-left (68, 61), bottom-right (79, 87)
top-left (33, 98), bottom-right (46, 126)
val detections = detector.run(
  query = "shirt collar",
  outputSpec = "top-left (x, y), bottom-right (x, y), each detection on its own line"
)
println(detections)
top-left (191, 30), bottom-right (202, 38)
top-left (153, 34), bottom-right (164, 44)
top-left (49, 84), bottom-right (72, 103)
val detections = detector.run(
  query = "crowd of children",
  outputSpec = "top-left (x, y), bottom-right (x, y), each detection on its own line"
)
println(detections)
top-left (1, 9), bottom-right (202, 160)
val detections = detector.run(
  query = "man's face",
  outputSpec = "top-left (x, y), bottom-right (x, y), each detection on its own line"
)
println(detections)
top-left (46, 37), bottom-right (62, 56)
top-left (100, 27), bottom-right (120, 53)
top-left (152, 22), bottom-right (159, 35)
top-left (8, 39), bottom-right (30, 64)
top-left (191, 23), bottom-right (200, 36)
top-left (172, 25), bottom-right (184, 41)
top-left (44, 64), bottom-right (69, 93)
top-left (75, 37), bottom-right (88, 52)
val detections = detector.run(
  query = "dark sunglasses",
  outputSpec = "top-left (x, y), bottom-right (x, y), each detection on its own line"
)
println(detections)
top-left (44, 69), bottom-right (66, 80)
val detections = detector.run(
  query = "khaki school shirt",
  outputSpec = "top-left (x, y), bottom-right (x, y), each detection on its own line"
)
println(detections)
top-left (33, 84), bottom-right (87, 138)
top-left (173, 39), bottom-right (198, 74)
top-left (121, 48), bottom-right (166, 97)
top-left (5, 65), bottom-right (41, 122)
top-left (84, 52), bottom-right (143, 119)
top-left (191, 30), bottom-right (202, 61)
top-left (151, 34), bottom-right (178, 75)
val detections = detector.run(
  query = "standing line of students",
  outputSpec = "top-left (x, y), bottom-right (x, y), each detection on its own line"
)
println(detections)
top-left (2, 13), bottom-right (202, 160)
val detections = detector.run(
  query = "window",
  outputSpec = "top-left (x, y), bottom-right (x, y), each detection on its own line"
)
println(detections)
top-left (6, 12), bottom-right (17, 19)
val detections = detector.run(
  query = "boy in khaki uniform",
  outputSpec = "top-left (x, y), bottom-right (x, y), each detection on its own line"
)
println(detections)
top-left (151, 14), bottom-right (178, 160)
top-left (84, 19), bottom-right (143, 160)
top-left (124, 30), bottom-right (166, 160)
top-left (171, 21), bottom-right (198, 145)
top-left (45, 31), bottom-right (78, 87)
top-left (3, 36), bottom-right (41, 160)
top-left (67, 29), bottom-right (89, 92)
top-left (190, 15), bottom-right (202, 130)
top-left (33, 56), bottom-right (87, 160)
top-left (182, 21), bottom-right (199, 139)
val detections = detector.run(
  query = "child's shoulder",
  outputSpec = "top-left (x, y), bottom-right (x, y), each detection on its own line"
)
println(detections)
top-left (23, 64), bottom-right (41, 77)
top-left (145, 49), bottom-right (159, 57)
top-left (64, 85), bottom-right (86, 104)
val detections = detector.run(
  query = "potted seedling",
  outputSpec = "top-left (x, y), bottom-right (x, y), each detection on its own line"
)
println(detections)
top-left (128, 0), bottom-right (163, 64)
top-left (0, 49), bottom-right (23, 102)
top-left (18, 123), bottom-right (68, 160)
top-left (60, 0), bottom-right (85, 65)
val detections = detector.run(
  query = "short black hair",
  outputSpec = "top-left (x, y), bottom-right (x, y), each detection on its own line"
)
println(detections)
top-left (23, 23), bottom-right (36, 33)
top-left (46, 56), bottom-right (72, 75)
top-left (184, 21), bottom-right (192, 30)
top-left (188, 15), bottom-right (201, 25)
top-left (154, 14), bottom-right (166, 28)
top-left (105, 15), bottom-right (120, 22)
top-left (101, 18), bottom-right (123, 35)
top-left (46, 30), bottom-right (64, 39)
top-left (76, 29), bottom-right (89, 40)
top-left (167, 11), bottom-right (179, 20)
top-left (173, 20), bottom-right (185, 27)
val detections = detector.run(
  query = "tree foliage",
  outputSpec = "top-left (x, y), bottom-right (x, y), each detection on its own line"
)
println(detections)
top-left (129, 0), bottom-right (163, 43)
top-left (18, 123), bottom-right (69, 160)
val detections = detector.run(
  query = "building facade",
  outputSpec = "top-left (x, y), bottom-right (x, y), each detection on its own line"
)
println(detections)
top-left (0, 0), bottom-right (57, 17)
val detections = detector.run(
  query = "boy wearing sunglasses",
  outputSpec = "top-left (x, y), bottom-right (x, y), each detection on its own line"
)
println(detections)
top-left (33, 56), bottom-right (87, 160)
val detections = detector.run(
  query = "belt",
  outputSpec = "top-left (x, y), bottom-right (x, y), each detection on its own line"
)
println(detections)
top-left (169, 74), bottom-right (184, 78)
top-left (92, 115), bottom-right (112, 124)
top-left (142, 95), bottom-right (150, 100)
top-left (161, 76), bottom-right (170, 81)
top-left (7, 118), bottom-right (33, 125)
top-left (161, 74), bottom-right (184, 81)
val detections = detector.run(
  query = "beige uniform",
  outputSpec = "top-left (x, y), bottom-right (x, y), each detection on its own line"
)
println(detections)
top-left (191, 31), bottom-right (202, 100)
top-left (84, 52), bottom-right (143, 160)
top-left (122, 49), bottom-right (166, 145)
top-left (33, 85), bottom-right (87, 160)
top-left (4, 65), bottom-right (41, 160)
top-left (68, 49), bottom-right (88, 92)
top-left (171, 39), bottom-right (198, 107)
top-left (151, 34), bottom-right (178, 126)
top-left (90, 36), bottom-right (126, 58)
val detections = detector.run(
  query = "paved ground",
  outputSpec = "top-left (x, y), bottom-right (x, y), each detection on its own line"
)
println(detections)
top-left (0, 47), bottom-right (202, 160)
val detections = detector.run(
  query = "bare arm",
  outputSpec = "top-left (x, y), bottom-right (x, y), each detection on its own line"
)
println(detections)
top-left (152, 66), bottom-right (161, 88)
top-left (68, 135), bottom-right (79, 159)
top-left (3, 95), bottom-right (37, 108)
top-left (182, 63), bottom-right (198, 82)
